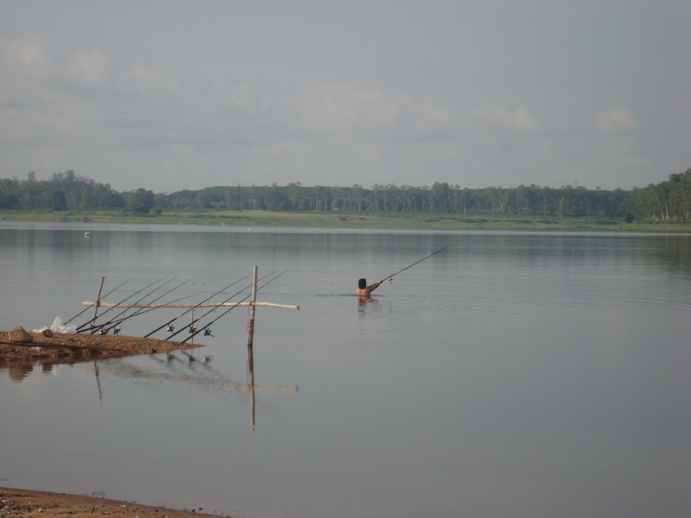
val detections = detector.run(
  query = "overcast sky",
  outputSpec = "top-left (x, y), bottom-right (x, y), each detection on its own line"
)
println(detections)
top-left (1, 1), bottom-right (689, 193)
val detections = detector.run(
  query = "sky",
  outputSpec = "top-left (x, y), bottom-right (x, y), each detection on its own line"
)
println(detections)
top-left (1, 1), bottom-right (689, 193)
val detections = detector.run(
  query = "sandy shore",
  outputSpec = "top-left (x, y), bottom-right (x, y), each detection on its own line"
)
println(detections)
top-left (0, 332), bottom-right (204, 366)
top-left (0, 487), bottom-right (227, 518)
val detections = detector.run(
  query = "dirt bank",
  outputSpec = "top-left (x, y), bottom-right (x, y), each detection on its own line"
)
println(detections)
top-left (0, 487), bottom-right (226, 518)
top-left (0, 332), bottom-right (203, 366)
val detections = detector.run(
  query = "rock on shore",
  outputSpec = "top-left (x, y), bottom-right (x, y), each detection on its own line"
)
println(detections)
top-left (8, 326), bottom-right (33, 343)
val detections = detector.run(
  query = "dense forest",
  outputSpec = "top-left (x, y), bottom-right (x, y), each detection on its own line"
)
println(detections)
top-left (1, 168), bottom-right (690, 223)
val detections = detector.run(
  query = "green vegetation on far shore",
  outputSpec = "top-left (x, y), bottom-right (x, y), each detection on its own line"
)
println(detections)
top-left (3, 168), bottom-right (691, 227)
top-left (2, 209), bottom-right (689, 233)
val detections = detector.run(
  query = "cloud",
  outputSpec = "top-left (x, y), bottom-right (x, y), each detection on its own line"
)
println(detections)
top-left (0, 33), bottom-right (57, 100)
top-left (298, 85), bottom-right (396, 133)
top-left (594, 106), bottom-right (633, 134)
top-left (401, 95), bottom-right (450, 134)
top-left (2, 32), bottom-right (53, 66)
top-left (472, 105), bottom-right (539, 133)
top-left (297, 85), bottom-right (449, 138)
top-left (2, 35), bottom-right (114, 95)
top-left (119, 64), bottom-right (180, 97)
top-left (63, 50), bottom-right (113, 90)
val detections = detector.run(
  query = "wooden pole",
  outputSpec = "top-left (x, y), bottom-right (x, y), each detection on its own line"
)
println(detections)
top-left (91, 277), bottom-right (105, 329)
top-left (246, 266), bottom-right (258, 372)
top-left (82, 301), bottom-right (299, 310)
top-left (247, 266), bottom-right (258, 429)
top-left (249, 366), bottom-right (256, 430)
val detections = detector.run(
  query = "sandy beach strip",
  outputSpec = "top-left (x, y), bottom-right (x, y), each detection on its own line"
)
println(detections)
top-left (0, 487), bottom-right (227, 518)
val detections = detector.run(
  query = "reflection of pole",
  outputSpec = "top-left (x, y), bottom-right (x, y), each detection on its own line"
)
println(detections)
top-left (247, 266), bottom-right (258, 430)
top-left (249, 366), bottom-right (256, 430)
top-left (91, 277), bottom-right (105, 329)
top-left (93, 359), bottom-right (103, 402)
top-left (246, 266), bottom-right (258, 372)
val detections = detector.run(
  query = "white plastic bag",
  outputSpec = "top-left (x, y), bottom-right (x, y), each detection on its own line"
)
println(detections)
top-left (34, 316), bottom-right (76, 334)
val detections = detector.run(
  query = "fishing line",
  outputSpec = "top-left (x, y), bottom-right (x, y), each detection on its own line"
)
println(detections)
top-left (166, 272), bottom-right (274, 341)
top-left (79, 276), bottom-right (175, 334)
top-left (106, 291), bottom-right (199, 328)
top-left (181, 270), bottom-right (288, 344)
top-left (75, 275), bottom-right (170, 332)
top-left (98, 278), bottom-right (193, 335)
top-left (64, 278), bottom-right (131, 325)
top-left (379, 245), bottom-right (452, 283)
top-left (144, 273), bottom-right (252, 338)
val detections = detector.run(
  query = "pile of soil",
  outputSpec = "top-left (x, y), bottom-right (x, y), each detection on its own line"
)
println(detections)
top-left (0, 487), bottom-right (225, 518)
top-left (0, 331), bottom-right (203, 365)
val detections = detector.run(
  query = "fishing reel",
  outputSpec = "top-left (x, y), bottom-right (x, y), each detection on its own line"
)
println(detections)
top-left (166, 324), bottom-right (175, 333)
top-left (204, 328), bottom-right (213, 337)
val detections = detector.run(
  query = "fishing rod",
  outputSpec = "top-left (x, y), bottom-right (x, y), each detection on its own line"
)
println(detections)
top-left (171, 271), bottom-right (277, 340)
top-left (379, 245), bottom-right (452, 283)
top-left (166, 273), bottom-right (273, 341)
top-left (64, 278), bottom-right (131, 325)
top-left (97, 278), bottom-right (193, 335)
top-left (86, 276), bottom-right (182, 335)
top-left (181, 270), bottom-right (288, 344)
top-left (79, 276), bottom-right (174, 334)
top-left (75, 275), bottom-right (170, 332)
top-left (143, 273), bottom-right (252, 338)
top-left (97, 278), bottom-right (192, 334)
top-left (105, 291), bottom-right (199, 328)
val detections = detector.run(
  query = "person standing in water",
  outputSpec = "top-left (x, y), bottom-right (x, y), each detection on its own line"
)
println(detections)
top-left (356, 246), bottom-right (450, 299)
top-left (357, 278), bottom-right (383, 298)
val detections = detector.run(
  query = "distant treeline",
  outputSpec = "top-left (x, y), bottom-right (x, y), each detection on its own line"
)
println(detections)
top-left (1, 168), bottom-right (690, 222)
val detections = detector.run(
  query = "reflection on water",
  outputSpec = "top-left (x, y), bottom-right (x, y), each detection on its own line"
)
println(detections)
top-left (99, 354), bottom-right (297, 396)
top-left (2, 362), bottom-right (66, 383)
top-left (2, 348), bottom-right (298, 432)
top-left (357, 296), bottom-right (374, 309)
top-left (102, 351), bottom-right (298, 430)
top-left (6, 364), bottom-right (33, 383)
top-left (1, 225), bottom-right (690, 518)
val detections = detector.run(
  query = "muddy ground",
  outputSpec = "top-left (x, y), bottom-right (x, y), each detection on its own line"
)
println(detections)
top-left (0, 331), bottom-right (204, 366)
top-left (0, 487), bottom-right (226, 518)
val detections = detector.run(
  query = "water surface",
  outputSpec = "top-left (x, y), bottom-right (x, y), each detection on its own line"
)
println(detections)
top-left (1, 223), bottom-right (690, 518)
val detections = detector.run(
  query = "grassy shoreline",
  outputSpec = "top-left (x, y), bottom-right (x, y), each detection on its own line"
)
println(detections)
top-left (2, 209), bottom-right (690, 232)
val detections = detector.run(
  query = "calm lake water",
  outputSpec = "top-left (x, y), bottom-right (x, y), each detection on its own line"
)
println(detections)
top-left (1, 222), bottom-right (690, 518)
